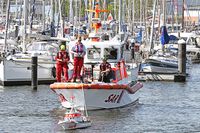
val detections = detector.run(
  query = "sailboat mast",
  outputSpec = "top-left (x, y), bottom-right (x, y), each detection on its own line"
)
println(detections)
top-left (114, 0), bottom-right (117, 20)
top-left (22, 0), bottom-right (28, 53)
top-left (84, 0), bottom-right (88, 24)
top-left (163, 0), bottom-right (166, 26)
top-left (140, 0), bottom-right (142, 27)
top-left (75, 0), bottom-right (78, 27)
top-left (15, 0), bottom-right (19, 20)
top-left (69, 0), bottom-right (73, 24)
top-left (42, 0), bottom-right (45, 31)
top-left (162, 0), bottom-right (166, 51)
top-left (171, 0), bottom-right (174, 32)
top-left (58, 0), bottom-right (64, 37)
top-left (50, 0), bottom-right (55, 37)
top-left (30, 0), bottom-right (36, 34)
top-left (4, 0), bottom-right (11, 53)
top-left (79, 0), bottom-right (82, 24)
top-left (118, 0), bottom-right (122, 33)
top-left (103, 0), bottom-right (106, 21)
top-left (182, 0), bottom-right (185, 30)
top-left (132, 0), bottom-right (135, 33)
top-left (1, 0), bottom-right (4, 18)
top-left (174, 0), bottom-right (178, 32)
top-left (149, 0), bottom-right (157, 52)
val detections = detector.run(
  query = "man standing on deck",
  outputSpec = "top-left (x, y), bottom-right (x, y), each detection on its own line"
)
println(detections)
top-left (71, 36), bottom-right (86, 82)
top-left (55, 42), bottom-right (69, 82)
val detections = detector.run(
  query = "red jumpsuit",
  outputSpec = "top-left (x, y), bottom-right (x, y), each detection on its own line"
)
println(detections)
top-left (55, 50), bottom-right (69, 82)
top-left (71, 42), bottom-right (86, 81)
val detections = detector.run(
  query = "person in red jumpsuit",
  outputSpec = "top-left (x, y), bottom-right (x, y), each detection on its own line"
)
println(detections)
top-left (71, 37), bottom-right (86, 82)
top-left (55, 44), bottom-right (69, 82)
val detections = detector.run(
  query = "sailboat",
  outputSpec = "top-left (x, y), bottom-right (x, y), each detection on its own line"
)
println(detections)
top-left (0, 1), bottom-right (63, 86)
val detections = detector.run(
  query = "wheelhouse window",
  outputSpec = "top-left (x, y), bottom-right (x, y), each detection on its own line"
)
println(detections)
top-left (87, 48), bottom-right (101, 59)
top-left (104, 48), bottom-right (118, 60)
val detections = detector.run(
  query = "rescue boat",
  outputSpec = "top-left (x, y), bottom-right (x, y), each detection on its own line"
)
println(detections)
top-left (50, 60), bottom-right (143, 110)
top-left (50, 1), bottom-right (142, 110)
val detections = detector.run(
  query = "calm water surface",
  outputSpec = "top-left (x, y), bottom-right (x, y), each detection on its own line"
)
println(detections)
top-left (1, 64), bottom-right (200, 133)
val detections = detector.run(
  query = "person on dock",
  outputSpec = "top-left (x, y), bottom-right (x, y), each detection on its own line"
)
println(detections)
top-left (55, 42), bottom-right (69, 82)
top-left (98, 57), bottom-right (113, 83)
top-left (71, 36), bottom-right (86, 82)
top-left (130, 39), bottom-right (135, 61)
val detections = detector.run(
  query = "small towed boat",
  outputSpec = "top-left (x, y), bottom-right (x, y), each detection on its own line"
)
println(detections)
top-left (58, 106), bottom-right (91, 130)
top-left (58, 86), bottom-right (91, 130)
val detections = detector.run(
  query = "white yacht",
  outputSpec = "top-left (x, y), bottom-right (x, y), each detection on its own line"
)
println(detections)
top-left (0, 40), bottom-right (59, 86)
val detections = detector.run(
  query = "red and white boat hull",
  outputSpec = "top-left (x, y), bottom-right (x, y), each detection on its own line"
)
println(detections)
top-left (51, 82), bottom-right (143, 110)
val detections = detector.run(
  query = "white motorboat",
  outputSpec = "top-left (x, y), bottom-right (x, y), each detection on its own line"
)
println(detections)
top-left (50, 60), bottom-right (143, 110)
top-left (0, 40), bottom-right (59, 85)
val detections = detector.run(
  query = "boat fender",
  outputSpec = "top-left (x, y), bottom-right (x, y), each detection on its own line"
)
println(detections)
top-left (197, 52), bottom-right (200, 59)
top-left (51, 66), bottom-right (56, 78)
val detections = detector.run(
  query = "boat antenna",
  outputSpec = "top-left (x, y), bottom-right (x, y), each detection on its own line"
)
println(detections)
top-left (85, 0), bottom-right (109, 33)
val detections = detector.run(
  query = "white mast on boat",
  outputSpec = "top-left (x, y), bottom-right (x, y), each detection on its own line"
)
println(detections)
top-left (118, 0), bottom-right (122, 34)
top-left (1, 0), bottom-right (4, 18)
top-left (79, 0), bottom-right (81, 24)
top-left (84, 0), bottom-right (88, 24)
top-left (122, 0), bottom-right (125, 28)
top-left (42, 0), bottom-right (45, 32)
top-left (15, 0), bottom-right (19, 20)
top-left (140, 0), bottom-right (142, 27)
top-left (4, 0), bottom-right (11, 53)
top-left (50, 0), bottom-right (55, 37)
top-left (171, 0), bottom-right (174, 32)
top-left (74, 0), bottom-right (78, 27)
top-left (162, 0), bottom-right (166, 51)
top-left (181, 0), bottom-right (185, 30)
top-left (58, 0), bottom-right (64, 37)
top-left (30, 0), bottom-right (36, 34)
top-left (127, 0), bottom-right (130, 32)
top-left (22, 0), bottom-right (28, 53)
top-left (103, 0), bottom-right (106, 21)
top-left (132, 0), bottom-right (135, 34)
top-left (69, 0), bottom-right (73, 24)
top-left (114, 0), bottom-right (117, 20)
top-left (149, 0), bottom-right (157, 53)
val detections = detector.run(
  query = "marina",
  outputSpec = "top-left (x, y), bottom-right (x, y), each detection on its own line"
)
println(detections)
top-left (1, 64), bottom-right (200, 132)
top-left (1, 0), bottom-right (200, 132)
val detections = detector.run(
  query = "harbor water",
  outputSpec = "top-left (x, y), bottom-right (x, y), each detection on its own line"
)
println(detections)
top-left (0, 64), bottom-right (200, 133)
